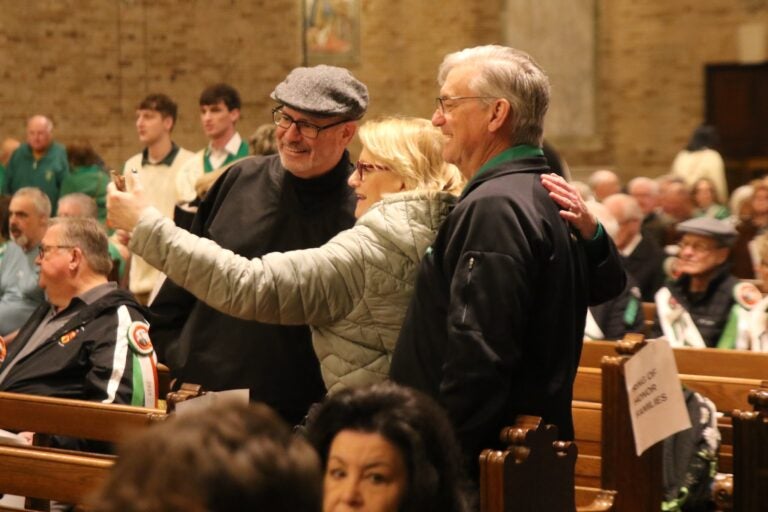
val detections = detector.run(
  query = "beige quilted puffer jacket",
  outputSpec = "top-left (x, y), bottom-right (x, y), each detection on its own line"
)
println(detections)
top-left (130, 190), bottom-right (455, 394)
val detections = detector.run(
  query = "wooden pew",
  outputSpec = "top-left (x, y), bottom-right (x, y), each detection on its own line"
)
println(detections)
top-left (0, 392), bottom-right (165, 445)
top-left (574, 337), bottom-right (768, 510)
top-left (0, 383), bottom-right (204, 510)
top-left (480, 415), bottom-right (590, 511)
top-left (0, 444), bottom-right (113, 509)
top-left (731, 386), bottom-right (768, 511)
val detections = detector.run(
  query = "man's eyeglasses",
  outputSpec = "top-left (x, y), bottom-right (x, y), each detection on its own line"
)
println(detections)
top-left (677, 240), bottom-right (720, 253)
top-left (38, 244), bottom-right (75, 258)
top-left (354, 161), bottom-right (391, 182)
top-left (272, 108), bottom-right (349, 139)
top-left (435, 96), bottom-right (498, 114)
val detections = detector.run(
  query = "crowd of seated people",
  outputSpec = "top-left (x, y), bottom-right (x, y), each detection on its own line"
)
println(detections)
top-left (2, 44), bottom-right (768, 511)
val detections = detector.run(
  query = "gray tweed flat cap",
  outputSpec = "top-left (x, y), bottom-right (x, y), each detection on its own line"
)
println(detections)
top-left (271, 65), bottom-right (368, 119)
top-left (676, 217), bottom-right (738, 246)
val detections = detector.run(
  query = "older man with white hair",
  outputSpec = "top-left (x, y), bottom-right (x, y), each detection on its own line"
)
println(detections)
top-left (4, 115), bottom-right (68, 214)
top-left (589, 169), bottom-right (621, 202)
top-left (603, 193), bottom-right (666, 301)
top-left (391, 45), bottom-right (625, 474)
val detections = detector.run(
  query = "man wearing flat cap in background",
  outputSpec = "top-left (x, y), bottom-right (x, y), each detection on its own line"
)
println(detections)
top-left (148, 65), bottom-right (363, 424)
top-left (654, 217), bottom-right (761, 349)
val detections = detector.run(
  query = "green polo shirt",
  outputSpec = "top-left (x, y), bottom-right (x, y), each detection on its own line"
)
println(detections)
top-left (4, 142), bottom-right (69, 214)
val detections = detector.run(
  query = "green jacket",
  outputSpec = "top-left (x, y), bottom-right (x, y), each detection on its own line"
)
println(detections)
top-left (4, 142), bottom-right (68, 213)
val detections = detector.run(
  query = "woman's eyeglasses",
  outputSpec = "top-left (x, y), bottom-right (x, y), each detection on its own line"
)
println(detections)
top-left (354, 161), bottom-right (391, 182)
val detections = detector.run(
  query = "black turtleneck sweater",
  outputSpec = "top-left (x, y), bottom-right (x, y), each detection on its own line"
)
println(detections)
top-left (150, 152), bottom-right (356, 424)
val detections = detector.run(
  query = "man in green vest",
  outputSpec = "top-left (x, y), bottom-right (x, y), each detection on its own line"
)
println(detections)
top-left (176, 83), bottom-right (250, 203)
top-left (4, 116), bottom-right (68, 214)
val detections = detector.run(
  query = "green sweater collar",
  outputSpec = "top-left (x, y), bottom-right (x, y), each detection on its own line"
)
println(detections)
top-left (465, 145), bottom-right (544, 191)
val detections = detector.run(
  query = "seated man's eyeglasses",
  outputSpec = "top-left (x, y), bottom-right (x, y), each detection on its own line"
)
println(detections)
top-left (272, 108), bottom-right (349, 139)
top-left (435, 96), bottom-right (498, 114)
top-left (38, 245), bottom-right (75, 258)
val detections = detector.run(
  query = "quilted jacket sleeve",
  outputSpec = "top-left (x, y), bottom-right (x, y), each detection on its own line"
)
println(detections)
top-left (130, 208), bottom-right (364, 326)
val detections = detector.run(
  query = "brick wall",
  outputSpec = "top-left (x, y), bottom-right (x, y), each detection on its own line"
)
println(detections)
top-left (0, 0), bottom-right (765, 183)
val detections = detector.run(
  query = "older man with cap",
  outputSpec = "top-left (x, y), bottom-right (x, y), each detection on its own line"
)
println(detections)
top-left (655, 217), bottom-right (761, 349)
top-left (147, 65), bottom-right (362, 424)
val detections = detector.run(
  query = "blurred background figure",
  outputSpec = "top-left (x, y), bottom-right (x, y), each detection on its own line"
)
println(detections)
top-left (92, 400), bottom-right (322, 512)
top-left (584, 200), bottom-right (644, 340)
top-left (62, 141), bottom-right (109, 226)
top-left (731, 178), bottom-right (768, 279)
top-left (249, 123), bottom-right (278, 156)
top-left (603, 193), bottom-right (665, 302)
top-left (588, 169), bottom-right (621, 202)
top-left (671, 123), bottom-right (727, 203)
top-left (306, 382), bottom-right (472, 512)
top-left (628, 176), bottom-right (665, 248)
top-left (691, 177), bottom-right (729, 220)
top-left (0, 137), bottom-right (20, 192)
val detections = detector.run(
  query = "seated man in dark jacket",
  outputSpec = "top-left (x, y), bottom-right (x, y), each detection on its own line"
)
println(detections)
top-left (0, 217), bottom-right (156, 448)
top-left (654, 217), bottom-right (761, 348)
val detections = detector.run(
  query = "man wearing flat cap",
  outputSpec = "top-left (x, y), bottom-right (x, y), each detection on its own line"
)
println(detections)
top-left (148, 65), bottom-right (363, 424)
top-left (654, 217), bottom-right (761, 349)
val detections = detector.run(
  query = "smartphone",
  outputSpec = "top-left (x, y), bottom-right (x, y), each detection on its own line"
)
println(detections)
top-left (110, 170), bottom-right (126, 192)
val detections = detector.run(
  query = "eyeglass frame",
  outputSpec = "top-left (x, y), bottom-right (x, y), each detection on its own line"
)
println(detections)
top-left (272, 107), bottom-right (350, 139)
top-left (38, 244), bottom-right (75, 259)
top-left (353, 161), bottom-right (391, 182)
top-left (435, 96), bottom-right (498, 114)
top-left (676, 239), bottom-right (724, 254)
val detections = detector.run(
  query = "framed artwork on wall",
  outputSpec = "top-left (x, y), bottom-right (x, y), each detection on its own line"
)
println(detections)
top-left (302, 0), bottom-right (360, 66)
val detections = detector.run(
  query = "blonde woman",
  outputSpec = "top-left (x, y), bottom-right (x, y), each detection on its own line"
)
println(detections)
top-left (108, 117), bottom-right (462, 394)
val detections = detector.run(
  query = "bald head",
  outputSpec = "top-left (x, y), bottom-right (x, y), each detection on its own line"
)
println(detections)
top-left (589, 169), bottom-right (621, 202)
top-left (27, 115), bottom-right (54, 155)
top-left (628, 177), bottom-right (658, 215)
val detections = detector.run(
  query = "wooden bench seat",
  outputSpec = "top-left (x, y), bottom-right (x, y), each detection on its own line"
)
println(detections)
top-left (0, 444), bottom-right (113, 507)
top-left (0, 391), bottom-right (165, 444)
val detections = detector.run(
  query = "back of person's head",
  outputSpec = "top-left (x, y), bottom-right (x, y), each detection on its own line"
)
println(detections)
top-left (92, 401), bottom-right (321, 512)
top-left (137, 93), bottom-right (178, 125)
top-left (66, 140), bottom-right (101, 168)
top-left (438, 45), bottom-right (550, 147)
top-left (306, 382), bottom-right (471, 512)
top-left (686, 123), bottom-right (720, 151)
top-left (58, 192), bottom-right (99, 219)
top-left (249, 123), bottom-right (278, 156)
top-left (359, 117), bottom-right (464, 196)
top-left (200, 83), bottom-right (241, 111)
top-left (49, 217), bottom-right (111, 276)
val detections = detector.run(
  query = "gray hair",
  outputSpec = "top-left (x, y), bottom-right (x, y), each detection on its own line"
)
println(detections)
top-left (58, 193), bottom-right (99, 219)
top-left (12, 187), bottom-right (52, 218)
top-left (49, 217), bottom-right (112, 276)
top-left (603, 193), bottom-right (643, 222)
top-left (628, 176), bottom-right (659, 196)
top-left (438, 45), bottom-right (550, 146)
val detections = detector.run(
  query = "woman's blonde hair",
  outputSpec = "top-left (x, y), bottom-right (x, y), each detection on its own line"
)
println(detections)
top-left (358, 117), bottom-right (464, 195)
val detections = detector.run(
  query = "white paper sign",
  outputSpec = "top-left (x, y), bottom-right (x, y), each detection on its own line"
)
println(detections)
top-left (624, 339), bottom-right (691, 456)
top-left (174, 388), bottom-right (250, 417)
